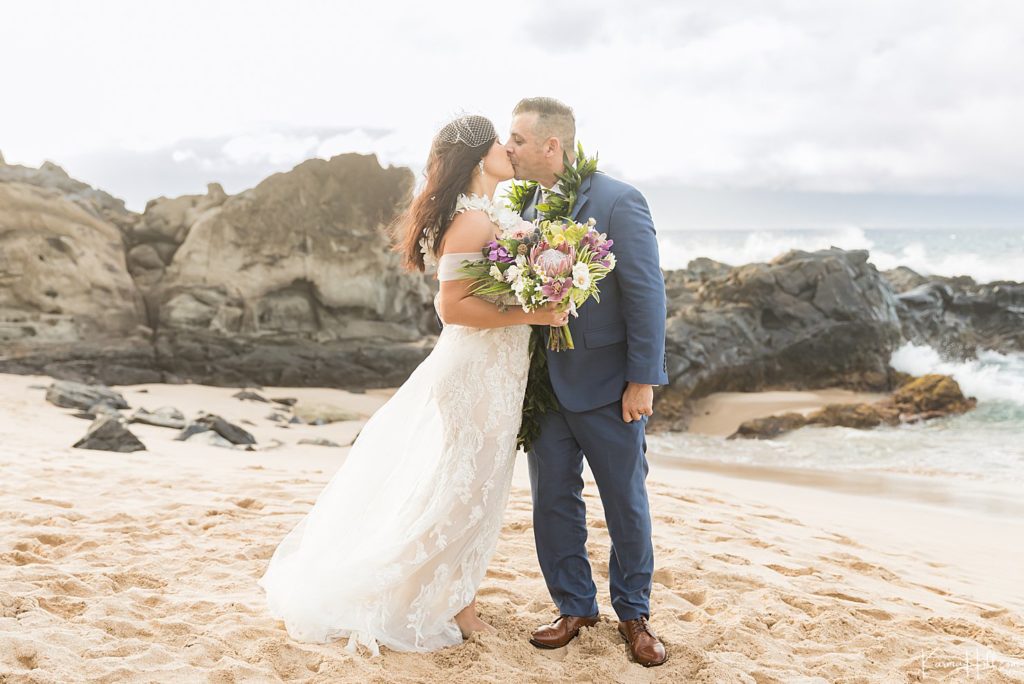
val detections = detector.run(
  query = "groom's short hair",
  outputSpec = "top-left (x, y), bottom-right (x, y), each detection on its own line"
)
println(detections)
top-left (513, 97), bottom-right (575, 153)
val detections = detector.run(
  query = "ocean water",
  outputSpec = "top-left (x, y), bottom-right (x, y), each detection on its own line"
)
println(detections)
top-left (650, 227), bottom-right (1024, 502)
top-left (658, 226), bottom-right (1023, 284)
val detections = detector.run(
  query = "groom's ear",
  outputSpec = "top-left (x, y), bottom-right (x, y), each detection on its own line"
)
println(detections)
top-left (543, 136), bottom-right (562, 159)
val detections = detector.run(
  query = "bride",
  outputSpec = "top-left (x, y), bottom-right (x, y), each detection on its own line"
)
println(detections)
top-left (257, 114), bottom-right (568, 655)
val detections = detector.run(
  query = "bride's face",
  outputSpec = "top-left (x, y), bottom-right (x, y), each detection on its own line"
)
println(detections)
top-left (482, 138), bottom-right (515, 182)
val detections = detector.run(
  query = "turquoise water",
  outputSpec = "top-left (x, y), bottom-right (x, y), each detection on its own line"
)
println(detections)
top-left (651, 227), bottom-right (1024, 488)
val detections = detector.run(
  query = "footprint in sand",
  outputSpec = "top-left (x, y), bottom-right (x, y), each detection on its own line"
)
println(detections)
top-left (666, 580), bottom-right (708, 607)
top-left (33, 532), bottom-right (71, 546)
top-left (854, 607), bottom-right (894, 621)
top-left (3, 550), bottom-right (48, 566)
top-left (37, 595), bottom-right (88, 619)
top-left (813, 532), bottom-right (863, 548)
top-left (503, 520), bottom-right (530, 532)
top-left (27, 497), bottom-right (74, 508)
top-left (485, 568), bottom-right (519, 581)
top-left (819, 554), bottom-right (900, 582)
top-left (751, 512), bottom-right (803, 525)
top-left (780, 594), bottom-right (824, 617)
top-left (813, 590), bottom-right (868, 604)
top-left (711, 552), bottom-right (752, 566)
top-left (764, 563), bottom-right (817, 577)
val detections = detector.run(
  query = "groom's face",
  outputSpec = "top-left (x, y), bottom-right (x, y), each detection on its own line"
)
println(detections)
top-left (506, 112), bottom-right (549, 182)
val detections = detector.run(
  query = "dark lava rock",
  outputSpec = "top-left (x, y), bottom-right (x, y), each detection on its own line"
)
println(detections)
top-left (655, 248), bottom-right (903, 430)
top-left (232, 390), bottom-right (269, 403)
top-left (297, 438), bottom-right (341, 447)
top-left (180, 413), bottom-right (253, 446)
top-left (46, 380), bottom-right (130, 411)
top-left (893, 270), bottom-right (1024, 359)
top-left (129, 406), bottom-right (187, 429)
top-left (73, 415), bottom-right (146, 452)
top-left (727, 413), bottom-right (809, 440)
top-left (728, 373), bottom-right (976, 439)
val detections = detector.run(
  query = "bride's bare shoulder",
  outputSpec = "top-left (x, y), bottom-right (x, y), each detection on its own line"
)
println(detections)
top-left (441, 210), bottom-right (495, 254)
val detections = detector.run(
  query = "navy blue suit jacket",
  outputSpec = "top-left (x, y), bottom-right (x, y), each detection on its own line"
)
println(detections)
top-left (524, 171), bottom-right (669, 412)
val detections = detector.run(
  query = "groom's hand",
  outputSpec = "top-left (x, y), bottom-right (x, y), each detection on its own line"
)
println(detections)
top-left (622, 382), bottom-right (654, 423)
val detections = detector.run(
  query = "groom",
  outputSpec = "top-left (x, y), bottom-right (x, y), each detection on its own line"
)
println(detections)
top-left (506, 97), bottom-right (669, 667)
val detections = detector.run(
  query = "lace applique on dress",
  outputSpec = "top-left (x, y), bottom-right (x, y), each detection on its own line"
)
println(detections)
top-left (453, 193), bottom-right (523, 233)
top-left (421, 193), bottom-right (523, 270)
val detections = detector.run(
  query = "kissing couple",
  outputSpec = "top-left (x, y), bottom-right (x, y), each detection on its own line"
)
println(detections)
top-left (258, 96), bottom-right (670, 668)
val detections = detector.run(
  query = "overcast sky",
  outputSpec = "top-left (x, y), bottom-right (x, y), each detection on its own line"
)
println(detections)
top-left (2, 0), bottom-right (1023, 229)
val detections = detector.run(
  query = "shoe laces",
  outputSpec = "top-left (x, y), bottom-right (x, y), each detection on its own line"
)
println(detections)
top-left (633, 616), bottom-right (656, 638)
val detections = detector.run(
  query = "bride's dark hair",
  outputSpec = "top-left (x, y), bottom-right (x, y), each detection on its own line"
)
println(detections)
top-left (394, 115), bottom-right (497, 272)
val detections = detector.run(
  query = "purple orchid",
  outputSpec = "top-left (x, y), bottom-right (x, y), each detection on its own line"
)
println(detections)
top-left (540, 277), bottom-right (573, 302)
top-left (580, 230), bottom-right (614, 259)
top-left (486, 241), bottom-right (515, 264)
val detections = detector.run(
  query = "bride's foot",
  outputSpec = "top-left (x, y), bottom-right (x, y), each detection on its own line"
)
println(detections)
top-left (455, 614), bottom-right (496, 638)
top-left (454, 599), bottom-right (497, 638)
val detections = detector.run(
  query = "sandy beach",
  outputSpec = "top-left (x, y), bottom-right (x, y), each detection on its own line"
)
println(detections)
top-left (684, 388), bottom-right (890, 437)
top-left (2, 372), bottom-right (1023, 683)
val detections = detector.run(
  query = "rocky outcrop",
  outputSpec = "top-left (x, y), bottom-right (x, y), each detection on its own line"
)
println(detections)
top-left (728, 373), bottom-right (977, 439)
top-left (654, 248), bottom-right (904, 430)
top-left (127, 183), bottom-right (229, 292)
top-left (0, 179), bottom-right (148, 347)
top-left (887, 269), bottom-right (1024, 359)
top-left (0, 156), bottom-right (138, 235)
top-left (4, 150), bottom-right (1017, 425)
top-left (0, 153), bottom-right (437, 388)
top-left (149, 153), bottom-right (436, 387)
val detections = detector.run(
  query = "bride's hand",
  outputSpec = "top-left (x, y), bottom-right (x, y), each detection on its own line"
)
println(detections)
top-left (532, 303), bottom-right (570, 327)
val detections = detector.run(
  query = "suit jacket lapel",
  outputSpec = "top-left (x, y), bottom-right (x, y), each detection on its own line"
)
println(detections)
top-left (522, 185), bottom-right (542, 221)
top-left (570, 174), bottom-right (593, 222)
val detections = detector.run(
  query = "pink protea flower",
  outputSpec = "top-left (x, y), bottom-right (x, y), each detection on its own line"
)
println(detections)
top-left (529, 243), bottom-right (575, 278)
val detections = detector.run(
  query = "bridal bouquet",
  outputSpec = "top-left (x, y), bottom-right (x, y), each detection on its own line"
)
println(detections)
top-left (459, 216), bottom-right (616, 351)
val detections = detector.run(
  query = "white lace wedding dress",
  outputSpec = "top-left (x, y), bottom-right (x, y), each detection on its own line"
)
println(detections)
top-left (257, 194), bottom-right (531, 655)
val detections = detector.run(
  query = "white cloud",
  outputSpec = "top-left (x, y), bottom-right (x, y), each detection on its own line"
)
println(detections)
top-left (221, 132), bottom-right (319, 166)
top-left (2, 0), bottom-right (1023, 210)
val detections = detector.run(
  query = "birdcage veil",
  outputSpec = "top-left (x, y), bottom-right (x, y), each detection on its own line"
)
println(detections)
top-left (433, 113), bottom-right (497, 148)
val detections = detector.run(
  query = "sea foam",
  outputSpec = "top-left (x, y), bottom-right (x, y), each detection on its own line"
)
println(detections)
top-left (890, 343), bottom-right (1024, 406)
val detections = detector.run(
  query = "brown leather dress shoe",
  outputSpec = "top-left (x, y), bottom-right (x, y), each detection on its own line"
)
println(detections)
top-left (529, 614), bottom-right (600, 649)
top-left (618, 616), bottom-right (668, 667)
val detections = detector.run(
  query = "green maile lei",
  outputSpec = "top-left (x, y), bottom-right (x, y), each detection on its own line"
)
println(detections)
top-left (507, 142), bottom-right (599, 452)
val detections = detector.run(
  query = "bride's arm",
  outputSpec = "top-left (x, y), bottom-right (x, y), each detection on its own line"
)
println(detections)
top-left (437, 212), bottom-right (562, 329)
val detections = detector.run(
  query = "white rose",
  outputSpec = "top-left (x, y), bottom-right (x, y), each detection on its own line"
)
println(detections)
top-left (572, 262), bottom-right (591, 289)
top-left (490, 264), bottom-right (503, 281)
